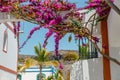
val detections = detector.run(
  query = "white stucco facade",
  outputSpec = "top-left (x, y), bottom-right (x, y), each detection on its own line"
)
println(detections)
top-left (0, 22), bottom-right (18, 80)
top-left (70, 0), bottom-right (120, 80)
top-left (107, 0), bottom-right (120, 79)
top-left (70, 58), bottom-right (103, 80)
top-left (0, 70), bottom-right (17, 80)
top-left (18, 66), bottom-right (56, 80)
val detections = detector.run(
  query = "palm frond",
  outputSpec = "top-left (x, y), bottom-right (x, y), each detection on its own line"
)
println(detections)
top-left (38, 43), bottom-right (42, 51)
top-left (24, 58), bottom-right (38, 68)
top-left (17, 65), bottom-right (25, 72)
top-left (18, 58), bottom-right (38, 72)
top-left (43, 50), bottom-right (49, 61)
top-left (44, 60), bottom-right (59, 67)
top-left (34, 45), bottom-right (41, 57)
top-left (34, 43), bottom-right (50, 62)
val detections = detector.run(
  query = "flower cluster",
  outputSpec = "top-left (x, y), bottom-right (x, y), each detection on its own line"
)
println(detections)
top-left (43, 30), bottom-right (53, 48)
top-left (54, 33), bottom-right (63, 58)
top-left (82, 0), bottom-right (114, 17)
top-left (17, 0), bottom-right (83, 58)
top-left (0, 0), bottom-right (113, 67)
top-left (19, 26), bottom-right (40, 49)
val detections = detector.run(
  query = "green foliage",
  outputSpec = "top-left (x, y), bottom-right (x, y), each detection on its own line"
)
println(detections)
top-left (63, 52), bottom-right (79, 62)
top-left (18, 58), bottom-right (37, 72)
top-left (18, 58), bottom-right (24, 63)
top-left (34, 43), bottom-right (49, 63)
top-left (71, 19), bottom-right (82, 28)
top-left (47, 76), bottom-right (54, 80)
top-left (68, 34), bottom-right (72, 42)
top-left (79, 44), bottom-right (89, 59)
top-left (46, 70), bottom-right (64, 80)
top-left (18, 43), bottom-right (59, 72)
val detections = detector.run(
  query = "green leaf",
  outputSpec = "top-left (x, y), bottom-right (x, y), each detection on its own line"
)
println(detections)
top-left (68, 34), bottom-right (72, 42)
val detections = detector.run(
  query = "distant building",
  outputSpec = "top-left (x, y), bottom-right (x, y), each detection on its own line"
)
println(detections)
top-left (18, 66), bottom-right (56, 80)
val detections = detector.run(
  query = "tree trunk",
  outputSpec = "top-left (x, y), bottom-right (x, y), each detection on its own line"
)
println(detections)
top-left (67, 70), bottom-right (70, 80)
top-left (39, 64), bottom-right (43, 80)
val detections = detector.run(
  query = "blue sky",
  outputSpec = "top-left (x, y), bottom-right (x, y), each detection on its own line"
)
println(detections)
top-left (19, 0), bottom-right (87, 55)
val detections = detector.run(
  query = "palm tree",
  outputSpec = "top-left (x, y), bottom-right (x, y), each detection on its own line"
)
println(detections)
top-left (47, 69), bottom-right (64, 80)
top-left (18, 43), bottom-right (59, 80)
top-left (34, 43), bottom-right (49, 79)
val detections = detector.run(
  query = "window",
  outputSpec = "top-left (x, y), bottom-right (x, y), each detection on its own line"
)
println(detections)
top-left (37, 73), bottom-right (46, 80)
top-left (3, 29), bottom-right (8, 53)
top-left (17, 74), bottom-right (22, 80)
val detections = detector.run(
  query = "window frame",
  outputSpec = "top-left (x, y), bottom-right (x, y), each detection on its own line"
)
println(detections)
top-left (2, 29), bottom-right (8, 53)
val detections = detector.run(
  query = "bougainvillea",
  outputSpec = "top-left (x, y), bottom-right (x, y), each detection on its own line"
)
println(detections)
top-left (19, 26), bottom-right (41, 49)
top-left (43, 30), bottom-right (53, 48)
top-left (15, 0), bottom-right (83, 59)
top-left (81, 0), bottom-right (114, 18)
top-left (1, 0), bottom-right (118, 67)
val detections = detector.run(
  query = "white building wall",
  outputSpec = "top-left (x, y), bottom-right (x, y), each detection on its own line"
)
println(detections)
top-left (0, 13), bottom-right (22, 23)
top-left (0, 23), bottom-right (18, 80)
top-left (70, 58), bottom-right (103, 80)
top-left (88, 58), bottom-right (103, 80)
top-left (0, 23), bottom-right (18, 70)
top-left (20, 72), bottom-right (53, 80)
top-left (107, 0), bottom-right (120, 80)
top-left (71, 0), bottom-right (120, 80)
top-left (84, 10), bottom-right (102, 57)
top-left (19, 67), bottom-right (54, 80)
top-left (0, 70), bottom-right (16, 80)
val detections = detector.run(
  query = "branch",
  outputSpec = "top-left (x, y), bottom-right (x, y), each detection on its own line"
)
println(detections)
top-left (84, 13), bottom-right (97, 27)
top-left (104, 0), bottom-right (120, 15)
top-left (87, 35), bottom-right (120, 66)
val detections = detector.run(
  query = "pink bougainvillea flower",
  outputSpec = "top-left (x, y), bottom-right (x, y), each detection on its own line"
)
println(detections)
top-left (54, 33), bottom-right (63, 60)
top-left (28, 26), bottom-right (41, 39)
top-left (54, 3), bottom-right (63, 10)
top-left (49, 16), bottom-right (62, 25)
top-left (0, 6), bottom-right (12, 12)
top-left (17, 21), bottom-right (20, 32)
top-left (19, 38), bottom-right (29, 49)
top-left (82, 42), bottom-right (86, 46)
top-left (13, 22), bottom-right (20, 37)
top-left (44, 0), bottom-right (51, 6)
top-left (19, 0), bottom-right (27, 2)
top-left (59, 61), bottom-right (64, 69)
top-left (66, 2), bottom-right (76, 10)
top-left (19, 26), bottom-right (41, 49)
top-left (75, 35), bottom-right (82, 39)
top-left (74, 12), bottom-right (80, 17)
top-left (49, 19), bottom-right (56, 25)
top-left (80, 0), bottom-right (114, 17)
top-left (102, 45), bottom-right (108, 49)
top-left (54, 33), bottom-right (60, 57)
top-left (13, 23), bottom-right (17, 36)
top-left (43, 30), bottom-right (53, 48)
top-left (15, 0), bottom-right (80, 55)
top-left (92, 36), bottom-right (99, 43)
